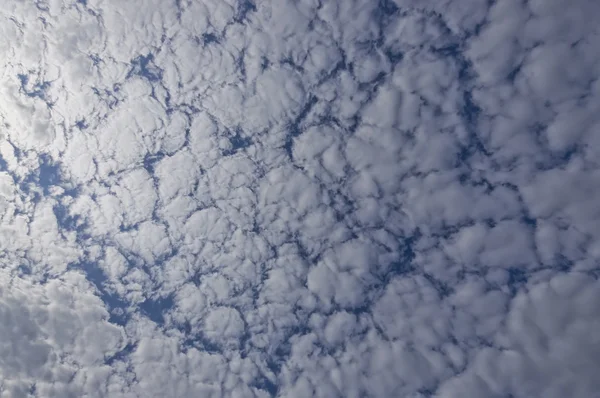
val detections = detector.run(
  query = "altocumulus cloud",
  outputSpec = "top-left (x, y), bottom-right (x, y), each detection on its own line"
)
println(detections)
top-left (0, 0), bottom-right (599, 397)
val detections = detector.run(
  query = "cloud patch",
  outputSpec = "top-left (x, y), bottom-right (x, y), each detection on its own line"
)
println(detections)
top-left (0, 0), bottom-right (598, 397)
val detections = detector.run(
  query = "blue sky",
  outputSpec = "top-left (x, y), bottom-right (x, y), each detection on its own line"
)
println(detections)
top-left (0, 0), bottom-right (599, 397)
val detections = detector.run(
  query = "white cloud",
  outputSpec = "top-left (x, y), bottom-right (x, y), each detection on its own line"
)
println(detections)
top-left (0, 0), bottom-right (598, 397)
top-left (0, 272), bottom-right (125, 398)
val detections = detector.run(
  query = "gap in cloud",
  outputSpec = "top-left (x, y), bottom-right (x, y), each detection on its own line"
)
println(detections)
top-left (284, 95), bottom-right (319, 158)
top-left (260, 56), bottom-right (270, 71)
top-left (75, 119), bottom-right (89, 130)
top-left (38, 156), bottom-right (61, 193)
top-left (317, 54), bottom-right (348, 85)
top-left (180, 323), bottom-right (223, 354)
top-left (386, 233), bottom-right (419, 281)
top-left (376, 0), bottom-right (399, 17)
top-left (234, 0), bottom-right (257, 23)
top-left (280, 57), bottom-right (304, 73)
top-left (69, 260), bottom-right (130, 325)
top-left (143, 151), bottom-right (166, 173)
top-left (423, 273), bottom-right (453, 297)
top-left (201, 33), bottom-right (220, 46)
top-left (506, 267), bottom-right (528, 295)
top-left (252, 375), bottom-right (278, 397)
top-left (139, 294), bottom-right (175, 325)
top-left (22, 154), bottom-right (61, 196)
top-left (53, 202), bottom-right (84, 232)
top-left (461, 90), bottom-right (481, 129)
top-left (223, 128), bottom-right (252, 156)
top-left (105, 342), bottom-right (137, 366)
top-left (17, 73), bottom-right (52, 101)
top-left (0, 154), bottom-right (7, 171)
top-left (17, 264), bottom-right (32, 276)
top-left (555, 254), bottom-right (574, 273)
top-left (236, 50), bottom-right (247, 82)
top-left (128, 53), bottom-right (163, 82)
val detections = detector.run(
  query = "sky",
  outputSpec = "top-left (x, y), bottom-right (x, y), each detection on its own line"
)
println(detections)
top-left (0, 0), bottom-right (599, 397)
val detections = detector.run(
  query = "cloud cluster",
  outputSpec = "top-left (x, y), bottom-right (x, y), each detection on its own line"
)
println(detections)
top-left (0, 0), bottom-right (598, 397)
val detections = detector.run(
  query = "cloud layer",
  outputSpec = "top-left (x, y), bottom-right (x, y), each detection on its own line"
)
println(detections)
top-left (0, 0), bottom-right (598, 397)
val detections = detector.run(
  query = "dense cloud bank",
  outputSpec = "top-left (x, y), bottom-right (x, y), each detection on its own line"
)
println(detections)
top-left (0, 0), bottom-right (599, 397)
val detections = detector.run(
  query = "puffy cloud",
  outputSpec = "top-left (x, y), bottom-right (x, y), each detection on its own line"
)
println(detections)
top-left (0, 0), bottom-right (598, 397)
top-left (0, 272), bottom-right (125, 398)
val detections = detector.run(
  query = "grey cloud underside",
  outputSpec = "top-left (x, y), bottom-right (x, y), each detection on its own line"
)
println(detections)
top-left (0, 0), bottom-right (599, 397)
